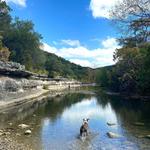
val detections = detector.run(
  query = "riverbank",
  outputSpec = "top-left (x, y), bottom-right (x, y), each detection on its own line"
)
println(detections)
top-left (0, 82), bottom-right (82, 113)
top-left (0, 88), bottom-right (49, 112)
top-left (0, 60), bottom-right (84, 112)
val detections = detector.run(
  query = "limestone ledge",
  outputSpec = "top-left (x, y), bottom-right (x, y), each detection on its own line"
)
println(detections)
top-left (0, 76), bottom-right (81, 92)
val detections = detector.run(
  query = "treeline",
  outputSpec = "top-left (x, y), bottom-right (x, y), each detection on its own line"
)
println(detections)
top-left (0, 1), bottom-right (93, 82)
top-left (96, 0), bottom-right (150, 95)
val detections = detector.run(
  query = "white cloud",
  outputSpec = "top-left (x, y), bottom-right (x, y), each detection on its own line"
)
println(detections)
top-left (41, 37), bottom-right (120, 68)
top-left (62, 98), bottom-right (118, 124)
top-left (3, 0), bottom-right (26, 7)
top-left (102, 37), bottom-right (118, 48)
top-left (89, 0), bottom-right (118, 19)
top-left (61, 39), bottom-right (81, 47)
top-left (40, 43), bottom-right (57, 54)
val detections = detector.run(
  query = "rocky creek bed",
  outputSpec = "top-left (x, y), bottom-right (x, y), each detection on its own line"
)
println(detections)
top-left (0, 124), bottom-right (33, 150)
top-left (0, 135), bottom-right (31, 150)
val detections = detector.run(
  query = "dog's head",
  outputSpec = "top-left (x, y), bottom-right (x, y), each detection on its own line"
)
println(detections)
top-left (83, 118), bottom-right (90, 125)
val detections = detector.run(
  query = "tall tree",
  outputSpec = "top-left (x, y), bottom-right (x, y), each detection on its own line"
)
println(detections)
top-left (110, 0), bottom-right (150, 45)
top-left (0, 0), bottom-right (11, 37)
top-left (3, 18), bottom-right (43, 70)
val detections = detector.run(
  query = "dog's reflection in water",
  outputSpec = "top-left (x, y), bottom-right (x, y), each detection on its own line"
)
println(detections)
top-left (80, 118), bottom-right (90, 140)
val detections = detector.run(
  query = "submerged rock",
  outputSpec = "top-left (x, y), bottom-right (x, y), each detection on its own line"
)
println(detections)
top-left (16, 133), bottom-right (21, 136)
top-left (107, 132), bottom-right (120, 138)
top-left (8, 122), bottom-right (13, 126)
top-left (107, 122), bottom-right (116, 126)
top-left (18, 124), bottom-right (29, 129)
top-left (145, 135), bottom-right (150, 139)
top-left (24, 130), bottom-right (32, 135)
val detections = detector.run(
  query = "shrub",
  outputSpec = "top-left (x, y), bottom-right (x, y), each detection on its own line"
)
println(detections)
top-left (0, 46), bottom-right (10, 61)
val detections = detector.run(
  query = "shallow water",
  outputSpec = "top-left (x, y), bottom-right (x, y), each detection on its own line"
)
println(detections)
top-left (0, 88), bottom-right (150, 150)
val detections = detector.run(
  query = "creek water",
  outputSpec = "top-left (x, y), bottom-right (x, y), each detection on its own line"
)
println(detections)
top-left (0, 88), bottom-right (150, 150)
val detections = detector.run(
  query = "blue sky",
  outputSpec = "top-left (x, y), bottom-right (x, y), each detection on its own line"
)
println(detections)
top-left (4, 0), bottom-right (120, 68)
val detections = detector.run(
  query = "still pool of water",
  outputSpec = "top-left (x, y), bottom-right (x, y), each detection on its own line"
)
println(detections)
top-left (0, 88), bottom-right (150, 150)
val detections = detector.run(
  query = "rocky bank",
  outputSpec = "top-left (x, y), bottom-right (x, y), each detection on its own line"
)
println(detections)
top-left (0, 60), bottom-right (81, 108)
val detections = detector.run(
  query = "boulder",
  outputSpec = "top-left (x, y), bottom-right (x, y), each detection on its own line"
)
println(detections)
top-left (0, 61), bottom-right (34, 77)
top-left (16, 133), bottom-right (21, 136)
top-left (0, 61), bottom-right (25, 70)
top-left (8, 122), bottom-right (13, 126)
top-left (18, 124), bottom-right (29, 129)
top-left (107, 132), bottom-right (121, 138)
top-left (24, 130), bottom-right (32, 135)
top-left (107, 122), bottom-right (116, 126)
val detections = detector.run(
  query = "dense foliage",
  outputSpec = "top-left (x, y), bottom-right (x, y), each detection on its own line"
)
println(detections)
top-left (0, 0), bottom-right (93, 81)
top-left (96, 0), bottom-right (150, 95)
top-left (44, 52), bottom-right (93, 81)
top-left (0, 38), bottom-right (10, 62)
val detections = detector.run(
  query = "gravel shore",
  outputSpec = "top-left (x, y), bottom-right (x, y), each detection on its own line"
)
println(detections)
top-left (0, 136), bottom-right (31, 150)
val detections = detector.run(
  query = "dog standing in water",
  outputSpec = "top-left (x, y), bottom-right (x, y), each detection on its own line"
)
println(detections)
top-left (80, 118), bottom-right (90, 137)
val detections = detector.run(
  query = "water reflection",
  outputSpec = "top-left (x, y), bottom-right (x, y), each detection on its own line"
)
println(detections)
top-left (0, 89), bottom-right (150, 150)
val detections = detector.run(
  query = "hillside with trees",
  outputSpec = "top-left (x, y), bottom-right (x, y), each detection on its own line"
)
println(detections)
top-left (0, 0), bottom-right (93, 82)
top-left (1, 0), bottom-right (150, 96)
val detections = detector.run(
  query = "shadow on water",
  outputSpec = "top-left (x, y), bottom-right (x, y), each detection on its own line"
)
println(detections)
top-left (35, 92), bottom-right (92, 122)
top-left (96, 90), bottom-right (150, 124)
top-left (0, 91), bottom-right (92, 126)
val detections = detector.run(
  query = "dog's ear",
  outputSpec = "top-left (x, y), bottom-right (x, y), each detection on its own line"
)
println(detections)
top-left (87, 118), bottom-right (90, 121)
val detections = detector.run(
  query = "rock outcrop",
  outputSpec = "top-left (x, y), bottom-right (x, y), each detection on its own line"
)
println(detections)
top-left (0, 77), bottom-right (41, 92)
top-left (0, 61), bottom-right (82, 103)
top-left (0, 61), bottom-right (34, 77)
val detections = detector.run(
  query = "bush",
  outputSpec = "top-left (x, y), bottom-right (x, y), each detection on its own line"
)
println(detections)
top-left (0, 46), bottom-right (10, 61)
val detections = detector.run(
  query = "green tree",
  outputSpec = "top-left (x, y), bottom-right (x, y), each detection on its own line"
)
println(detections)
top-left (103, 0), bottom-right (150, 95)
top-left (0, 35), bottom-right (10, 61)
top-left (0, 0), bottom-right (11, 37)
top-left (0, 46), bottom-right (10, 61)
top-left (96, 68), bottom-right (109, 87)
top-left (3, 18), bottom-right (42, 70)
